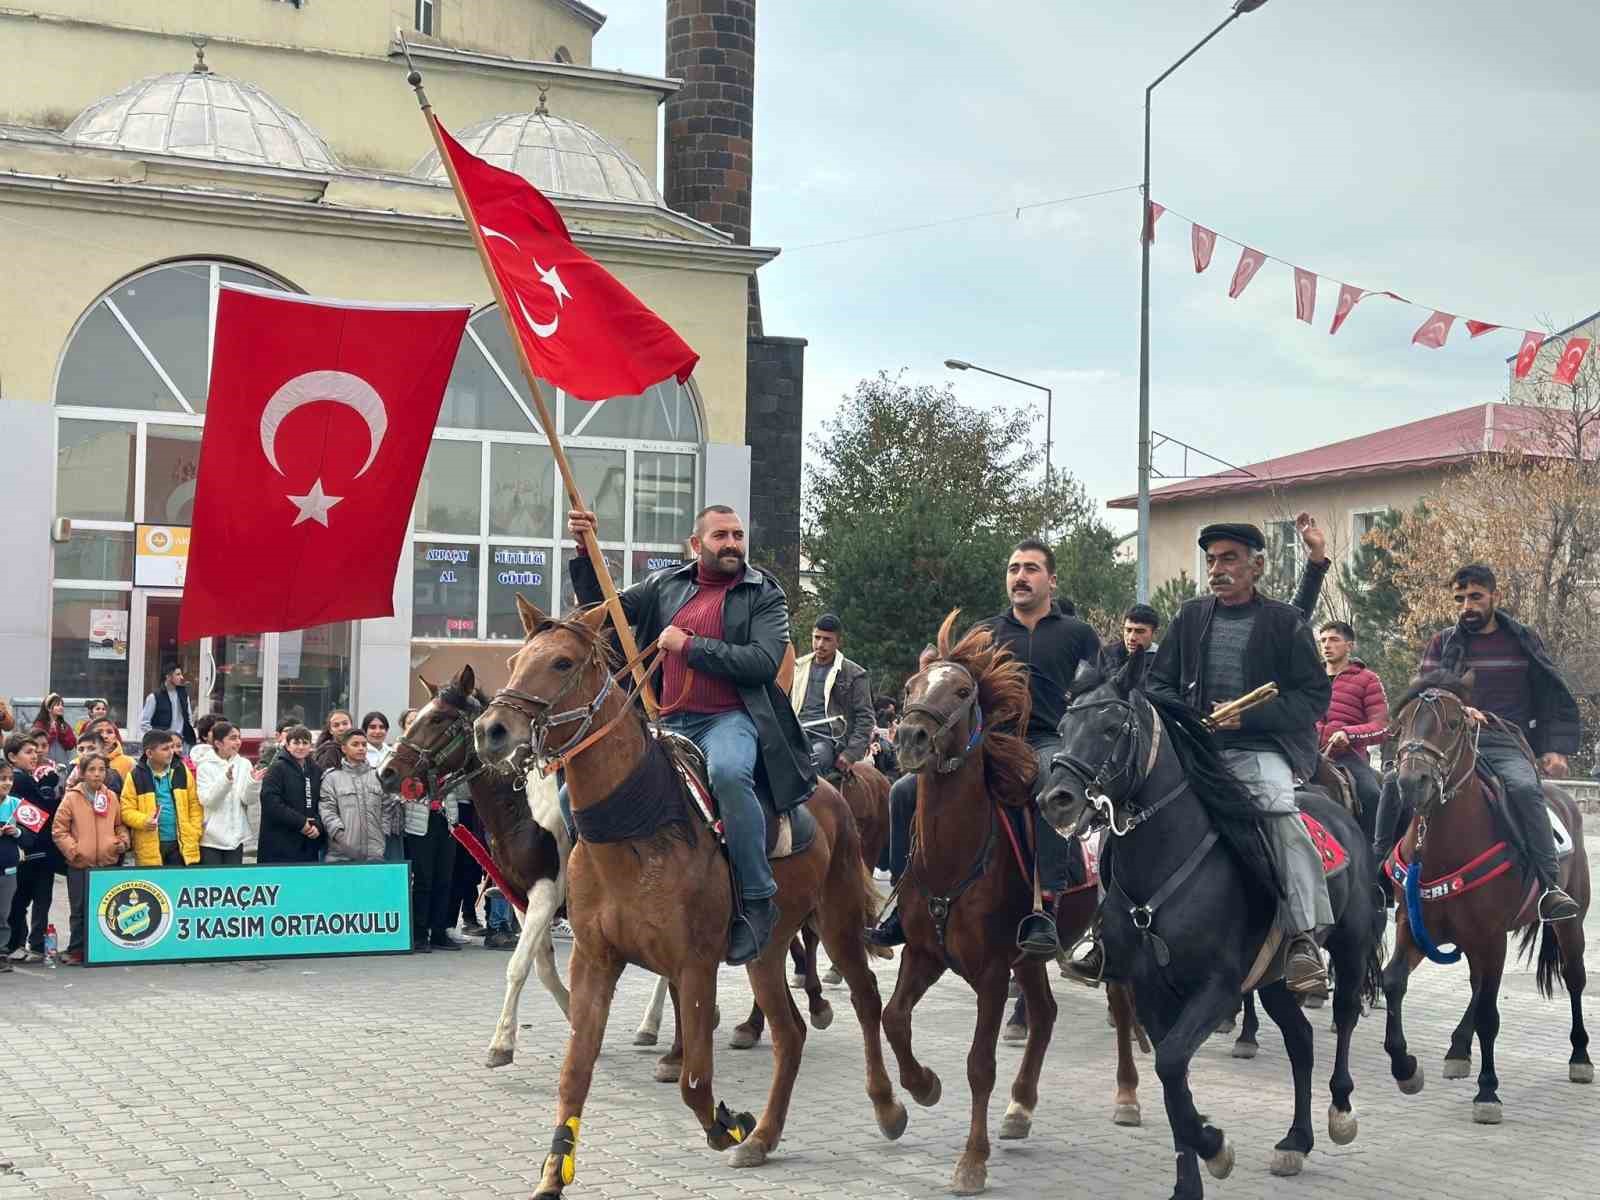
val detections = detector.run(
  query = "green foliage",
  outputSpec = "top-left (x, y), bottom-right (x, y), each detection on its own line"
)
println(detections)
top-left (1337, 506), bottom-right (1418, 702)
top-left (1054, 520), bottom-right (1135, 622)
top-left (1149, 571), bottom-right (1200, 627)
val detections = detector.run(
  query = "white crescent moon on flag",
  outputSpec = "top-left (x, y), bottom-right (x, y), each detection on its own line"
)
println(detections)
top-left (482, 226), bottom-right (561, 339)
top-left (259, 369), bottom-right (388, 478)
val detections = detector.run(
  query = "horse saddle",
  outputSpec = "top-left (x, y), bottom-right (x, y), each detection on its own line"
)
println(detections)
top-left (1310, 756), bottom-right (1358, 816)
top-left (1296, 810), bottom-right (1350, 880)
top-left (656, 728), bottom-right (816, 861)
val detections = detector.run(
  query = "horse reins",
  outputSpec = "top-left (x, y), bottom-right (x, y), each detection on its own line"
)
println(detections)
top-left (393, 684), bottom-right (489, 804)
top-left (901, 662), bottom-right (985, 776)
top-left (1394, 689), bottom-right (1479, 808)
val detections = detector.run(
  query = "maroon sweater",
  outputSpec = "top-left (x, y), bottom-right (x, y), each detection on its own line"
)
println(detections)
top-left (1316, 660), bottom-right (1389, 752)
top-left (660, 564), bottom-right (743, 715)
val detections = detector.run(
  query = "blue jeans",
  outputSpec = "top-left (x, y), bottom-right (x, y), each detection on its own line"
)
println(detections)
top-left (486, 890), bottom-right (515, 934)
top-left (666, 709), bottom-right (775, 902)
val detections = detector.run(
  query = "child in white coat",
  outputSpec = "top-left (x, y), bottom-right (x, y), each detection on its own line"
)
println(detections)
top-left (195, 722), bottom-right (262, 865)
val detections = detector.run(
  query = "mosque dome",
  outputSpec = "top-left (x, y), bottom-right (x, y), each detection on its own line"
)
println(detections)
top-left (64, 58), bottom-right (340, 173)
top-left (412, 109), bottom-right (660, 206)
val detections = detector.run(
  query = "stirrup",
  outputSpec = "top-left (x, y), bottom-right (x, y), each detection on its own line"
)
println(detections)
top-left (1538, 887), bottom-right (1580, 923)
top-left (1015, 911), bottom-right (1059, 958)
top-left (1058, 934), bottom-right (1105, 988)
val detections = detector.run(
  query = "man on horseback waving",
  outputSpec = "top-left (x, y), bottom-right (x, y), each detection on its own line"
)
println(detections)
top-left (566, 503), bottom-right (816, 963)
top-left (1408, 563), bottom-right (1580, 922)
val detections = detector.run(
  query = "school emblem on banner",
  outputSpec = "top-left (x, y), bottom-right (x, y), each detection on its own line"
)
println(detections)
top-left (98, 880), bottom-right (174, 951)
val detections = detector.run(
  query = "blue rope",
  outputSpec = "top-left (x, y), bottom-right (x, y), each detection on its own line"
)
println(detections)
top-left (1404, 860), bottom-right (1462, 965)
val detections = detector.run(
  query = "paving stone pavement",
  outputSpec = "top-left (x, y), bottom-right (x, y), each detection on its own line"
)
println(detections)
top-left (3, 840), bottom-right (1596, 1200)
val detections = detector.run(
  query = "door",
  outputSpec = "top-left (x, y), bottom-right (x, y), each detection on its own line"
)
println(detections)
top-left (133, 592), bottom-right (202, 735)
top-left (204, 633), bottom-right (266, 733)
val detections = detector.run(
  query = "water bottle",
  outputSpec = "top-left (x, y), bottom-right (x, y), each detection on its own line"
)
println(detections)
top-left (43, 924), bottom-right (58, 968)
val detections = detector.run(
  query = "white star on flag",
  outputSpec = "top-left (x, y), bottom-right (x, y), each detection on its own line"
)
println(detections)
top-left (287, 478), bottom-right (344, 527)
top-left (535, 258), bottom-right (572, 306)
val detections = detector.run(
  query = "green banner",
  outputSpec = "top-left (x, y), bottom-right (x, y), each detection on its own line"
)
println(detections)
top-left (85, 862), bottom-right (412, 965)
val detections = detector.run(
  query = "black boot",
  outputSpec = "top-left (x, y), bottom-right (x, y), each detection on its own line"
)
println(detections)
top-left (1015, 910), bottom-right (1060, 958)
top-left (1510, 787), bottom-right (1579, 921)
top-left (1285, 933), bottom-right (1328, 995)
top-left (1370, 771), bottom-right (1402, 867)
top-left (865, 906), bottom-right (906, 948)
top-left (727, 897), bottom-right (779, 965)
top-left (1059, 937), bottom-right (1105, 988)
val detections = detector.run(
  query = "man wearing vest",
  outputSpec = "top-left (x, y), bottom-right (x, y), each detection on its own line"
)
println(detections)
top-left (789, 613), bottom-right (874, 779)
top-left (139, 662), bottom-right (196, 747)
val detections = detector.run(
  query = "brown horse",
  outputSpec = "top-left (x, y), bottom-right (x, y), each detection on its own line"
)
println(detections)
top-left (1382, 671), bottom-right (1591, 1124)
top-left (473, 599), bottom-right (906, 1197)
top-left (884, 612), bottom-right (1141, 1196)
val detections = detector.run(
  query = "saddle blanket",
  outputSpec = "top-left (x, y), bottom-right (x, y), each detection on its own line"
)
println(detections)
top-left (1299, 811), bottom-right (1349, 878)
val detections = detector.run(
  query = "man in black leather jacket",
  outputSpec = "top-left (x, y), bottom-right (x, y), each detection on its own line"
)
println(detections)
top-left (568, 504), bottom-right (814, 964)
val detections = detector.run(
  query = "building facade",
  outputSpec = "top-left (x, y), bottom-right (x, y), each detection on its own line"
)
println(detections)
top-left (0, 0), bottom-right (792, 736)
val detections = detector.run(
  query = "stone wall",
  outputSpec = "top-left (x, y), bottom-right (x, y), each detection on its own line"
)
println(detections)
top-left (745, 334), bottom-right (805, 595)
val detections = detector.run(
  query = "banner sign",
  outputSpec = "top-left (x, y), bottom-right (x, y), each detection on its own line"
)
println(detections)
top-left (133, 524), bottom-right (191, 587)
top-left (84, 862), bottom-right (412, 965)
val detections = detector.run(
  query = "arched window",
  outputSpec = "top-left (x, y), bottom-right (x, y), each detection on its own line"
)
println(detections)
top-left (552, 46), bottom-right (574, 64)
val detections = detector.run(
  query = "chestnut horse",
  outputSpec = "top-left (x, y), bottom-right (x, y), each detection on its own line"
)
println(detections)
top-left (1382, 671), bottom-right (1591, 1124)
top-left (884, 612), bottom-right (1142, 1196)
top-left (473, 599), bottom-right (906, 1197)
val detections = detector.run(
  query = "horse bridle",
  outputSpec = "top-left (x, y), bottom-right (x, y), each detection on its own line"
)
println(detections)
top-left (1050, 692), bottom-right (1174, 838)
top-left (901, 663), bottom-right (985, 775)
top-left (393, 683), bottom-right (487, 801)
top-left (1393, 688), bottom-right (1478, 805)
top-left (490, 645), bottom-right (616, 772)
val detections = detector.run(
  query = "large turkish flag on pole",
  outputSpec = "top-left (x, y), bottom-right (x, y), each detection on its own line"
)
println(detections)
top-left (434, 118), bottom-right (699, 401)
top-left (179, 286), bottom-right (470, 641)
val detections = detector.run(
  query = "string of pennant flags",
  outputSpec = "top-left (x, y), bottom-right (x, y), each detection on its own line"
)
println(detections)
top-left (1144, 200), bottom-right (1590, 385)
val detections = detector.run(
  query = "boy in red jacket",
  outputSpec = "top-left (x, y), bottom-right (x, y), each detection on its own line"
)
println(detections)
top-left (1316, 621), bottom-right (1388, 824)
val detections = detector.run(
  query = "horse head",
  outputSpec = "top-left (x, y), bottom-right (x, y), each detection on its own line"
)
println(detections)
top-left (473, 595), bottom-right (613, 769)
top-left (1391, 668), bottom-right (1478, 818)
top-left (379, 663), bottom-right (484, 795)
top-left (1039, 650), bottom-right (1150, 837)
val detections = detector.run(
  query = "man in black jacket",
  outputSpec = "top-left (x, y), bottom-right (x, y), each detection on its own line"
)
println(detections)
top-left (1097, 603), bottom-right (1161, 685)
top-left (568, 504), bottom-right (814, 964)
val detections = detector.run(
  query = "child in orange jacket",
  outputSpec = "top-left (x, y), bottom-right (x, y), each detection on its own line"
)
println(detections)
top-left (53, 751), bottom-right (130, 963)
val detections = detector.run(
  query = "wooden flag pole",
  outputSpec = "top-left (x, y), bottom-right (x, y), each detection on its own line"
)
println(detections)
top-left (399, 33), bottom-right (659, 717)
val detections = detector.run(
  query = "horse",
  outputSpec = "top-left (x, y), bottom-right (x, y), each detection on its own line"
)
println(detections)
top-left (473, 598), bottom-right (905, 1197)
top-left (1380, 670), bottom-right (1591, 1124)
top-left (883, 611), bottom-right (1143, 1196)
top-left (1040, 655), bottom-right (1383, 1200)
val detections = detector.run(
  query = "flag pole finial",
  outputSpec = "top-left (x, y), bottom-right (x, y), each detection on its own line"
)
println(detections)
top-left (191, 36), bottom-right (210, 75)
top-left (535, 84), bottom-right (550, 117)
top-left (395, 28), bottom-right (430, 109)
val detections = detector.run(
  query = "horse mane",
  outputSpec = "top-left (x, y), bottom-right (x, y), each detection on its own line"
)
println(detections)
top-left (1393, 669), bottom-right (1470, 715)
top-left (1141, 690), bottom-right (1284, 904)
top-left (936, 610), bottom-right (1035, 805)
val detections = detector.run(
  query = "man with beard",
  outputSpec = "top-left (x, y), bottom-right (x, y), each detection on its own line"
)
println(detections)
top-left (567, 504), bottom-right (815, 964)
top-left (1407, 563), bottom-right (1580, 920)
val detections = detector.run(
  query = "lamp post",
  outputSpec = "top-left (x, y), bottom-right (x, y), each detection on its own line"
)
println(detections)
top-left (1137, 0), bottom-right (1269, 602)
top-left (944, 358), bottom-right (1054, 491)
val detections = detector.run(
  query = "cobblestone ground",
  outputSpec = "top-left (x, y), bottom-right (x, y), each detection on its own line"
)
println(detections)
top-left (3, 839), bottom-right (1596, 1200)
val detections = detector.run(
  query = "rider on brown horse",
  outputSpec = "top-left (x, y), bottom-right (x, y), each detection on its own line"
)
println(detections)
top-left (565, 503), bottom-right (816, 963)
top-left (790, 613), bottom-right (875, 782)
top-left (1374, 562), bottom-right (1581, 922)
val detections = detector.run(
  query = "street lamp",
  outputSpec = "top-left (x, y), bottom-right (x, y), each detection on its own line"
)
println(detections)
top-left (1136, 0), bottom-right (1270, 602)
top-left (943, 358), bottom-right (1054, 491)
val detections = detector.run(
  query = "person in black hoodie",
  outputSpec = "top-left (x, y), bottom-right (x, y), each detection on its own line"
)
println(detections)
top-left (5, 732), bottom-right (63, 961)
top-left (257, 726), bottom-right (324, 864)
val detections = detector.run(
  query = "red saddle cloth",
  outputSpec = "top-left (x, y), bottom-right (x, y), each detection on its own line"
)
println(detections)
top-left (1299, 812), bottom-right (1348, 877)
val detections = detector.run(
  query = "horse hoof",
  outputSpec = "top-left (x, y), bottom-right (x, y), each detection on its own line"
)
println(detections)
top-left (632, 1029), bottom-right (658, 1047)
top-left (728, 1026), bottom-right (758, 1050)
top-left (879, 1102), bottom-right (908, 1141)
top-left (1442, 1057), bottom-right (1472, 1080)
top-left (729, 1134), bottom-right (769, 1168)
top-left (654, 1059), bottom-right (682, 1083)
top-left (1111, 1103), bottom-right (1141, 1128)
top-left (484, 1045), bottom-right (513, 1069)
top-left (1269, 1149), bottom-right (1305, 1177)
top-left (912, 1072), bottom-right (942, 1108)
top-left (1328, 1104), bottom-right (1358, 1145)
top-left (1473, 1101), bottom-right (1503, 1125)
top-left (1571, 1062), bottom-right (1595, 1084)
top-left (823, 965), bottom-right (842, 985)
top-left (810, 1002), bottom-right (834, 1031)
top-left (950, 1159), bottom-right (987, 1195)
top-left (1203, 1138), bottom-right (1235, 1180)
top-left (998, 1102), bottom-right (1032, 1140)
top-left (789, 973), bottom-right (806, 989)
top-left (1001, 1021), bottom-right (1027, 1044)
top-left (1398, 1065), bottom-right (1425, 1095)
top-left (1231, 1040), bottom-right (1258, 1060)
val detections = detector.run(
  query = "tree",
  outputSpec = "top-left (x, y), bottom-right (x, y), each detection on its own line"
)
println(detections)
top-left (804, 372), bottom-right (1108, 694)
top-left (1149, 571), bottom-right (1199, 628)
top-left (1337, 506), bottom-right (1417, 703)
top-left (1054, 519), bottom-right (1135, 631)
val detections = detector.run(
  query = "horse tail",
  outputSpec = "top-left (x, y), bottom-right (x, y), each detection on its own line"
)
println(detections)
top-left (824, 786), bottom-right (882, 932)
top-left (1517, 919), bottom-right (1561, 1000)
top-left (1361, 935), bottom-right (1384, 1009)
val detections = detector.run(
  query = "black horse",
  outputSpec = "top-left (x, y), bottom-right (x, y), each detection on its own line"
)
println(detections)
top-left (1040, 657), bottom-right (1383, 1200)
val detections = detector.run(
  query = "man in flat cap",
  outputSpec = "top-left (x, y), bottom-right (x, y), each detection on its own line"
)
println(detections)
top-left (1144, 522), bottom-right (1334, 991)
top-left (789, 613), bottom-right (875, 779)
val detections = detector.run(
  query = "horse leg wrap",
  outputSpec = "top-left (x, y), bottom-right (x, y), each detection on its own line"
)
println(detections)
top-left (543, 1117), bottom-right (580, 1187)
top-left (710, 1100), bottom-right (756, 1148)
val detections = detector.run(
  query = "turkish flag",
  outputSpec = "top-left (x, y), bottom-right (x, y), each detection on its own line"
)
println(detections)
top-left (1411, 310), bottom-right (1455, 349)
top-left (1553, 337), bottom-right (1590, 386)
top-left (1329, 283), bottom-right (1364, 335)
top-left (1143, 201), bottom-right (1165, 244)
top-left (1293, 268), bottom-right (1317, 324)
top-left (1465, 320), bottom-right (1500, 338)
top-left (178, 287), bottom-right (470, 641)
top-left (1228, 247), bottom-right (1266, 299)
top-left (1513, 330), bottom-right (1545, 380)
top-left (1192, 224), bottom-right (1216, 273)
top-left (436, 117), bottom-right (699, 401)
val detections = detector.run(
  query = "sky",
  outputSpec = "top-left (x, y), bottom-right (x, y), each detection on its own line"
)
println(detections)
top-left (590, 1), bottom-right (1600, 530)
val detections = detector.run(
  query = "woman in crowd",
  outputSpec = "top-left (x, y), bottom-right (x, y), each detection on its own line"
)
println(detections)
top-left (73, 699), bottom-right (109, 739)
top-left (51, 750), bottom-right (128, 965)
top-left (258, 725), bottom-right (323, 864)
top-left (195, 722), bottom-right (260, 866)
top-left (319, 729), bottom-right (394, 864)
top-left (311, 709), bottom-right (354, 773)
top-left (362, 711), bottom-right (406, 862)
top-left (31, 693), bottom-right (76, 766)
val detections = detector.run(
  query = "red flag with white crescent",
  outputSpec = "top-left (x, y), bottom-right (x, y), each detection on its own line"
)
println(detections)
top-left (1465, 320), bottom-right (1500, 338)
top-left (1192, 224), bottom-right (1216, 273)
top-left (1293, 268), bottom-right (1317, 324)
top-left (1513, 331), bottom-right (1545, 380)
top-left (1228, 247), bottom-right (1266, 299)
top-left (1553, 337), bottom-right (1590, 386)
top-left (12, 802), bottom-right (48, 833)
top-left (1329, 283), bottom-right (1365, 335)
top-left (1143, 201), bottom-right (1165, 244)
top-left (1411, 310), bottom-right (1456, 349)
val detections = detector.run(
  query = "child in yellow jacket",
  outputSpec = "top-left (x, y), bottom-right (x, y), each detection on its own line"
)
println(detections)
top-left (120, 732), bottom-right (201, 867)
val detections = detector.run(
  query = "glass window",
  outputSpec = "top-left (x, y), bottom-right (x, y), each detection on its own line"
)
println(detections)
top-left (54, 528), bottom-right (134, 581)
top-left (49, 589), bottom-right (131, 713)
top-left (109, 267), bottom-right (211, 409)
top-left (565, 378), bottom-right (701, 441)
top-left (633, 451), bottom-right (697, 546)
top-left (56, 419), bottom-right (135, 521)
top-left (560, 546), bottom-right (624, 615)
top-left (414, 440), bottom-right (481, 535)
top-left (489, 442), bottom-right (556, 537)
top-left (275, 622), bottom-right (351, 731)
top-left (413, 541), bottom-right (480, 638)
top-left (568, 448), bottom-right (626, 542)
top-left (208, 634), bottom-right (265, 729)
top-left (55, 305), bottom-right (182, 412)
top-left (487, 544), bottom-right (554, 638)
top-left (438, 325), bottom-right (538, 433)
top-left (144, 425), bottom-right (203, 525)
top-left (632, 548), bottom-right (689, 581)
